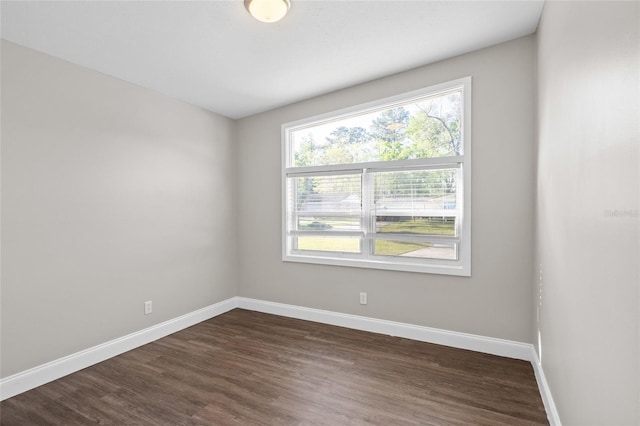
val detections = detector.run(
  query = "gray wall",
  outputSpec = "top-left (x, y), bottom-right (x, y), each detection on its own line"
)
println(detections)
top-left (536, 2), bottom-right (640, 424)
top-left (1, 40), bottom-right (238, 377)
top-left (236, 36), bottom-right (536, 343)
top-left (5, 7), bottom-right (638, 421)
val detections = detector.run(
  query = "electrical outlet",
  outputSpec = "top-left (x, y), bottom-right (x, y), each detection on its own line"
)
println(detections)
top-left (359, 292), bottom-right (367, 305)
top-left (144, 300), bottom-right (152, 315)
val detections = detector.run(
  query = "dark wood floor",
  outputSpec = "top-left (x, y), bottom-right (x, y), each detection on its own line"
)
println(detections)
top-left (1, 309), bottom-right (548, 425)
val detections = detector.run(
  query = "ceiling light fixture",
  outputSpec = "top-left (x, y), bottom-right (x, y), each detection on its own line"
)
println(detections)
top-left (244, 0), bottom-right (290, 23)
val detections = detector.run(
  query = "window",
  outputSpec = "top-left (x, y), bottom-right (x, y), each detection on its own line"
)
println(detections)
top-left (282, 77), bottom-right (471, 276)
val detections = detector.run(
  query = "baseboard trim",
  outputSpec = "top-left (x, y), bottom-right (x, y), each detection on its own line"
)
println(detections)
top-left (2, 295), bottom-right (561, 426)
top-left (529, 349), bottom-right (562, 426)
top-left (237, 297), bottom-right (534, 361)
top-left (0, 297), bottom-right (238, 401)
top-left (237, 298), bottom-right (561, 424)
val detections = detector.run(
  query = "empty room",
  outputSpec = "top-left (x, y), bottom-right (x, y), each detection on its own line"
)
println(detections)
top-left (1, 1), bottom-right (638, 425)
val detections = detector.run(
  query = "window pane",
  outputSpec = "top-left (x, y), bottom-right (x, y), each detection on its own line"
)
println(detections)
top-left (297, 216), bottom-right (360, 232)
top-left (376, 217), bottom-right (455, 236)
top-left (292, 174), bottom-right (361, 215)
top-left (297, 237), bottom-right (361, 253)
top-left (373, 169), bottom-right (457, 236)
top-left (290, 89), bottom-right (462, 167)
top-left (374, 240), bottom-right (457, 260)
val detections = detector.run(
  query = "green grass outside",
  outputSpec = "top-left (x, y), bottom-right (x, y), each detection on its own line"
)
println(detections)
top-left (298, 217), bottom-right (453, 255)
top-left (297, 237), bottom-right (360, 253)
top-left (374, 239), bottom-right (429, 256)
top-left (377, 218), bottom-right (455, 235)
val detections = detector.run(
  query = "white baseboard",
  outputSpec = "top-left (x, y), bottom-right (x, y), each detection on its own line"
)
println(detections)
top-left (237, 297), bottom-right (534, 361)
top-left (530, 349), bottom-right (562, 426)
top-left (237, 297), bottom-right (561, 425)
top-left (0, 297), bottom-right (238, 401)
top-left (1, 295), bottom-right (561, 426)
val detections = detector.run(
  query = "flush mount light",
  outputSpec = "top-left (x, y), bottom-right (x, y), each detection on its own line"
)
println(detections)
top-left (244, 0), bottom-right (290, 23)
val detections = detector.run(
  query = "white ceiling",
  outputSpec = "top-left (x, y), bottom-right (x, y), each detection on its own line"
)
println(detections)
top-left (1, 1), bottom-right (544, 119)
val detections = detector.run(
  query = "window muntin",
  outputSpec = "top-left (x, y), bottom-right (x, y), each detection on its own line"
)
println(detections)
top-left (283, 78), bottom-right (471, 276)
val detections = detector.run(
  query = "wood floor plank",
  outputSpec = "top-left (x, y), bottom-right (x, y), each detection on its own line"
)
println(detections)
top-left (1, 309), bottom-right (548, 425)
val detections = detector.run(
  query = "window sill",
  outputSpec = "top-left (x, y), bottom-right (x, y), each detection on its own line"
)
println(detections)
top-left (283, 253), bottom-right (471, 276)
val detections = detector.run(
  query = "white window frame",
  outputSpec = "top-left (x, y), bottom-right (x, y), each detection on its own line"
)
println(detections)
top-left (281, 77), bottom-right (471, 276)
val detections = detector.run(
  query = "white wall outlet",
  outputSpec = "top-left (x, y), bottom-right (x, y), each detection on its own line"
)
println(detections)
top-left (359, 292), bottom-right (367, 305)
top-left (144, 300), bottom-right (152, 315)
